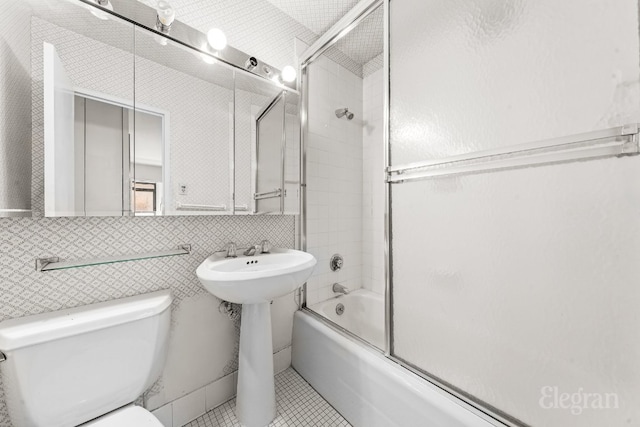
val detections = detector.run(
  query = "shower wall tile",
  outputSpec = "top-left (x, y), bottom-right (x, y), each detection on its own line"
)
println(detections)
top-left (361, 68), bottom-right (385, 296)
top-left (305, 55), bottom-right (363, 306)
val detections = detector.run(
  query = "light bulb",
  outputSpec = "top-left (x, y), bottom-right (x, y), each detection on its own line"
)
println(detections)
top-left (281, 65), bottom-right (296, 83)
top-left (156, 0), bottom-right (175, 31)
top-left (207, 28), bottom-right (227, 50)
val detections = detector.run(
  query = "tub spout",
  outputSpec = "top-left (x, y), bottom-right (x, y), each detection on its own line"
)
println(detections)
top-left (332, 283), bottom-right (349, 295)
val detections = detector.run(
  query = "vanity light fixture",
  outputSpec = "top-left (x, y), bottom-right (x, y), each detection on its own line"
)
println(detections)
top-left (245, 56), bottom-right (258, 71)
top-left (281, 65), bottom-right (297, 83)
top-left (89, 0), bottom-right (113, 20)
top-left (207, 28), bottom-right (227, 51)
top-left (156, 0), bottom-right (175, 33)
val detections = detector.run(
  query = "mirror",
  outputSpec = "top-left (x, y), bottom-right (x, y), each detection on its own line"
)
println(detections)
top-left (37, 0), bottom-right (135, 216)
top-left (255, 91), bottom-right (285, 214)
top-left (134, 26), bottom-right (234, 216)
top-left (284, 92), bottom-right (301, 214)
top-left (0, 0), bottom-right (136, 217)
top-left (0, 0), bottom-right (299, 217)
top-left (235, 73), bottom-right (300, 214)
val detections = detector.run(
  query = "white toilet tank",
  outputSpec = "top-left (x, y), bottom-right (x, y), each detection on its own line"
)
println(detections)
top-left (0, 290), bottom-right (172, 427)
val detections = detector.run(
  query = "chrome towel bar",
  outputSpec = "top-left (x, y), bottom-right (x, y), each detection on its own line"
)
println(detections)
top-left (387, 123), bottom-right (640, 183)
top-left (254, 189), bottom-right (282, 200)
top-left (176, 202), bottom-right (227, 211)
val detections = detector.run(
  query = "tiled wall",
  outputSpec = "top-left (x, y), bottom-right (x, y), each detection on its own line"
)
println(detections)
top-left (303, 42), bottom-right (385, 306)
top-left (361, 68), bottom-right (385, 295)
top-left (305, 54), bottom-right (364, 305)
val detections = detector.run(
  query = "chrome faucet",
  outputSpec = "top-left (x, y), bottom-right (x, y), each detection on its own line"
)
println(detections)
top-left (260, 240), bottom-right (272, 253)
top-left (243, 240), bottom-right (272, 256)
top-left (243, 245), bottom-right (262, 256)
top-left (332, 283), bottom-right (349, 295)
top-left (225, 242), bottom-right (237, 258)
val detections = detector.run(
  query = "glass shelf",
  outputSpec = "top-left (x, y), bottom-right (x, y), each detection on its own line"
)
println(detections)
top-left (36, 244), bottom-right (191, 272)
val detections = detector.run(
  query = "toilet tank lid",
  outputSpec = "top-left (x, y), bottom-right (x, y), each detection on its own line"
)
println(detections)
top-left (0, 290), bottom-right (172, 351)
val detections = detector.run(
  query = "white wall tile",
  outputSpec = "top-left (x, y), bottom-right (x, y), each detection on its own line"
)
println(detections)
top-left (273, 346), bottom-right (292, 374)
top-left (204, 373), bottom-right (236, 412)
top-left (152, 404), bottom-right (173, 427)
top-left (172, 387), bottom-right (206, 427)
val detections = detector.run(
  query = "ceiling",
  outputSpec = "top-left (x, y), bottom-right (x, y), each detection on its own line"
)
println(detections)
top-left (263, 0), bottom-right (360, 35)
top-left (265, 0), bottom-right (383, 71)
top-left (333, 6), bottom-right (383, 66)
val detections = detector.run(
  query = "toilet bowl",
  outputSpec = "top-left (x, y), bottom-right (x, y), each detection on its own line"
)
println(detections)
top-left (0, 290), bottom-right (172, 427)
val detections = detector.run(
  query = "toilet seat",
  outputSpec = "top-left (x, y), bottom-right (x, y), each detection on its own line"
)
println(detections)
top-left (82, 405), bottom-right (163, 427)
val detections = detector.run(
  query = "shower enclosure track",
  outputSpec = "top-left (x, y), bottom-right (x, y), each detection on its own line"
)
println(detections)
top-left (387, 123), bottom-right (640, 183)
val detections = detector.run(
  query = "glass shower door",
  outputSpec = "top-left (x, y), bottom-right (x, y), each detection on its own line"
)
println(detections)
top-left (303, 5), bottom-right (386, 349)
top-left (389, 0), bottom-right (640, 426)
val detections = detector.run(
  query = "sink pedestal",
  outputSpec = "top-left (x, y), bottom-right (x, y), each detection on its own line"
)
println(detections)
top-left (196, 249), bottom-right (317, 426)
top-left (235, 302), bottom-right (276, 427)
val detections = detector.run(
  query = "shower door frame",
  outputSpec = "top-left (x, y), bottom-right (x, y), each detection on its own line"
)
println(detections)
top-left (297, 1), bottom-right (520, 426)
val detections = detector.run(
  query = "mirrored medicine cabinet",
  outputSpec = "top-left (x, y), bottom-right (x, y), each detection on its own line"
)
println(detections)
top-left (0, 0), bottom-right (300, 218)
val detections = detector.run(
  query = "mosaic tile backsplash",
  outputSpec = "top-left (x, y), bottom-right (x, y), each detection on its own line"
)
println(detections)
top-left (0, 214), bottom-right (295, 426)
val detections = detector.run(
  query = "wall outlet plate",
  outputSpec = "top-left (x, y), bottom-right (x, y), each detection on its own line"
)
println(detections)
top-left (178, 183), bottom-right (188, 195)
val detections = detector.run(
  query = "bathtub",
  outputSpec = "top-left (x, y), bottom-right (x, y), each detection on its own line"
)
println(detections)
top-left (292, 309), bottom-right (501, 427)
top-left (308, 289), bottom-right (385, 348)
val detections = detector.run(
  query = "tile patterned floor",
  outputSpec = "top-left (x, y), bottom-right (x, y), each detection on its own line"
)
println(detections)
top-left (185, 368), bottom-right (351, 427)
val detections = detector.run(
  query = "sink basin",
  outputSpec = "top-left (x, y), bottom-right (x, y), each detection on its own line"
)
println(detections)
top-left (196, 247), bottom-right (316, 427)
top-left (196, 248), bottom-right (316, 304)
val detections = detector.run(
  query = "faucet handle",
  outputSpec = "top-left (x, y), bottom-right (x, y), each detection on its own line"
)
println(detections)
top-left (243, 244), bottom-right (261, 256)
top-left (260, 240), bottom-right (272, 253)
top-left (225, 242), bottom-right (237, 258)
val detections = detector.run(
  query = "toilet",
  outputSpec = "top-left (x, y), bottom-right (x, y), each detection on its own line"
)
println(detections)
top-left (0, 290), bottom-right (172, 427)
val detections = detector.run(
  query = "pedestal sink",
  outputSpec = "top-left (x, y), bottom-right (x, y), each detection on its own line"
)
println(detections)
top-left (196, 248), bottom-right (316, 427)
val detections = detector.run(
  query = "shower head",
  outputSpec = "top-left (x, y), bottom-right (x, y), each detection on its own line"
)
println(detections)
top-left (335, 108), bottom-right (354, 120)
